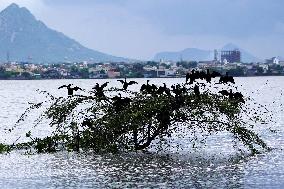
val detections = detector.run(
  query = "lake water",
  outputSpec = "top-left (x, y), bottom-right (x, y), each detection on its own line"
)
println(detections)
top-left (0, 77), bottom-right (283, 188)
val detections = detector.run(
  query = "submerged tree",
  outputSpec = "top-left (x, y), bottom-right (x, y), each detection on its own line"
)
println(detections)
top-left (6, 70), bottom-right (270, 154)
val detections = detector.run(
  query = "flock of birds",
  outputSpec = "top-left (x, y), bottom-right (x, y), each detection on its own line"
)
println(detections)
top-left (58, 70), bottom-right (243, 111)
top-left (185, 69), bottom-right (235, 84)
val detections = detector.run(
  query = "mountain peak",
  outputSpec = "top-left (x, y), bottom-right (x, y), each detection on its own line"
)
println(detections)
top-left (154, 48), bottom-right (212, 61)
top-left (6, 3), bottom-right (20, 9)
top-left (1, 3), bottom-right (35, 19)
top-left (221, 43), bottom-right (261, 63)
top-left (0, 3), bottom-right (126, 62)
top-left (1, 3), bottom-right (21, 13)
top-left (222, 43), bottom-right (240, 50)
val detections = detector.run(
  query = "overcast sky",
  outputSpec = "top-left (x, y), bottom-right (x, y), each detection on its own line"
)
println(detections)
top-left (0, 0), bottom-right (283, 60)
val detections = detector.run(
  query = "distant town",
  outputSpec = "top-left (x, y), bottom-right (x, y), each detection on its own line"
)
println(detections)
top-left (0, 49), bottom-right (283, 80)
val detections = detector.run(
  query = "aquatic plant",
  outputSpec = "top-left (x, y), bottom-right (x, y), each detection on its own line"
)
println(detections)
top-left (7, 71), bottom-right (270, 154)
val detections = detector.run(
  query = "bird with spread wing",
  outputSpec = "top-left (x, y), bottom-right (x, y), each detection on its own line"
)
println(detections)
top-left (117, 78), bottom-right (138, 90)
top-left (58, 84), bottom-right (83, 96)
top-left (92, 82), bottom-right (109, 99)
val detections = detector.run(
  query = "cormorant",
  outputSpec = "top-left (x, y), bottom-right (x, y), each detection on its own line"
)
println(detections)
top-left (219, 72), bottom-right (235, 84)
top-left (194, 84), bottom-right (200, 97)
top-left (157, 83), bottom-right (171, 96)
top-left (117, 78), bottom-right (138, 90)
top-left (112, 93), bottom-right (132, 112)
top-left (58, 84), bottom-right (83, 95)
top-left (219, 89), bottom-right (244, 103)
top-left (186, 70), bottom-right (197, 84)
top-left (141, 80), bottom-right (157, 94)
top-left (92, 82), bottom-right (109, 99)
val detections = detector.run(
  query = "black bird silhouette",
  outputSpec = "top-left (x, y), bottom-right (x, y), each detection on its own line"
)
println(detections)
top-left (219, 90), bottom-right (230, 96)
top-left (171, 84), bottom-right (186, 108)
top-left (157, 83), bottom-right (171, 96)
top-left (82, 118), bottom-right (93, 128)
top-left (141, 80), bottom-right (150, 92)
top-left (205, 69), bottom-right (212, 83)
top-left (92, 82), bottom-right (109, 99)
top-left (117, 78), bottom-right (138, 90)
top-left (58, 84), bottom-right (83, 95)
top-left (171, 84), bottom-right (186, 96)
top-left (151, 84), bottom-right (158, 92)
top-left (211, 71), bottom-right (221, 77)
top-left (199, 70), bottom-right (206, 80)
top-left (186, 70), bottom-right (197, 84)
top-left (219, 72), bottom-right (235, 84)
top-left (194, 84), bottom-right (200, 97)
top-left (141, 80), bottom-right (156, 94)
top-left (219, 89), bottom-right (244, 103)
top-left (93, 82), bottom-right (109, 92)
top-left (112, 93), bottom-right (132, 112)
top-left (234, 92), bottom-right (245, 103)
top-left (186, 73), bottom-right (190, 83)
top-left (187, 69), bottom-right (221, 84)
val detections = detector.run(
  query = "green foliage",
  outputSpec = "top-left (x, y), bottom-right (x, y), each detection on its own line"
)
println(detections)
top-left (21, 72), bottom-right (32, 79)
top-left (228, 67), bottom-right (245, 76)
top-left (12, 78), bottom-right (270, 155)
top-left (146, 61), bottom-right (159, 67)
top-left (0, 143), bottom-right (10, 153)
top-left (99, 70), bottom-right (106, 74)
top-left (160, 63), bottom-right (171, 69)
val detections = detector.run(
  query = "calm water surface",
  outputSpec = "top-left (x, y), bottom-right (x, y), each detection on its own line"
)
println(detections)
top-left (0, 77), bottom-right (283, 188)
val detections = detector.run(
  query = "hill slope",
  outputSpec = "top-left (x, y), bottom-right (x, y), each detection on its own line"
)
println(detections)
top-left (154, 48), bottom-right (212, 62)
top-left (221, 43), bottom-right (262, 63)
top-left (0, 3), bottom-right (126, 63)
top-left (154, 43), bottom-right (261, 63)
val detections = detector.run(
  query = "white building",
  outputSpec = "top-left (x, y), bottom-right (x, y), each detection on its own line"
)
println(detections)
top-left (266, 57), bottom-right (279, 64)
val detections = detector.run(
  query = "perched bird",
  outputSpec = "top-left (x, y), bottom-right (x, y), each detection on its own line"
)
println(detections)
top-left (219, 72), bottom-right (235, 84)
top-left (186, 69), bottom-right (221, 84)
top-left (171, 84), bottom-right (186, 96)
top-left (140, 80), bottom-right (151, 93)
top-left (157, 83), bottom-right (171, 96)
top-left (194, 84), bottom-right (200, 97)
top-left (58, 84), bottom-right (82, 95)
top-left (233, 92), bottom-right (245, 103)
top-left (199, 70), bottom-right (206, 80)
top-left (112, 93), bottom-right (132, 112)
top-left (93, 82), bottom-right (109, 92)
top-left (171, 84), bottom-right (186, 108)
top-left (92, 82), bottom-right (109, 99)
top-left (211, 71), bottom-right (221, 77)
top-left (219, 89), bottom-right (244, 103)
top-left (151, 84), bottom-right (158, 92)
top-left (219, 90), bottom-right (230, 96)
top-left (200, 69), bottom-right (221, 83)
top-left (82, 118), bottom-right (93, 128)
top-left (117, 78), bottom-right (138, 90)
top-left (186, 70), bottom-right (197, 84)
top-left (205, 69), bottom-right (212, 83)
top-left (141, 80), bottom-right (157, 94)
top-left (185, 72), bottom-right (191, 84)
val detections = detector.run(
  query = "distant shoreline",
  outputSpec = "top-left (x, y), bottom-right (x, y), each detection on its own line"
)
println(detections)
top-left (0, 75), bottom-right (283, 81)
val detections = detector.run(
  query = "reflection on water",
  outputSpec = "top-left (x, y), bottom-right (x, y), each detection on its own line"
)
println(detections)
top-left (0, 77), bottom-right (283, 188)
top-left (0, 151), bottom-right (247, 188)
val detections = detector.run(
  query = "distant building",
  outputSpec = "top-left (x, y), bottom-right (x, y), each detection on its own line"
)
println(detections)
top-left (157, 68), bottom-right (166, 77)
top-left (221, 50), bottom-right (241, 63)
top-left (107, 69), bottom-right (120, 78)
top-left (266, 57), bottom-right (279, 65)
top-left (165, 69), bottom-right (176, 77)
top-left (259, 64), bottom-right (269, 73)
top-left (214, 49), bottom-right (219, 62)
